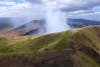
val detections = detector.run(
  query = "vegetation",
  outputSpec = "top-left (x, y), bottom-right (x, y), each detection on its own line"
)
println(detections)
top-left (0, 25), bottom-right (99, 67)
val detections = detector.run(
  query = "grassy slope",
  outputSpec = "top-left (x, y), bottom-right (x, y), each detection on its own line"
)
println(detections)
top-left (0, 25), bottom-right (100, 67)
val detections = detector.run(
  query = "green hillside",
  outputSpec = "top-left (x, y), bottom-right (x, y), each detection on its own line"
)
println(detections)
top-left (0, 25), bottom-right (100, 67)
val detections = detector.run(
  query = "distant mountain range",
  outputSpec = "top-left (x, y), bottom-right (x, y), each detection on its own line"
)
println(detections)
top-left (0, 18), bottom-right (46, 35)
top-left (0, 18), bottom-right (12, 29)
top-left (0, 18), bottom-right (100, 35)
top-left (15, 18), bottom-right (100, 35)
top-left (68, 18), bottom-right (100, 28)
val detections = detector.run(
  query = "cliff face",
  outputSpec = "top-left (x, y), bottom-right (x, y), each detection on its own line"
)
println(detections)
top-left (0, 25), bottom-right (100, 67)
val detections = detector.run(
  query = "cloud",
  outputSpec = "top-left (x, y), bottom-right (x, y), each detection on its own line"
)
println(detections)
top-left (0, 1), bottom-right (45, 20)
top-left (0, 0), bottom-right (100, 21)
top-left (67, 11), bottom-right (100, 21)
top-left (0, 2), bottom-right (30, 17)
top-left (25, 0), bottom-right (100, 12)
top-left (25, 0), bottom-right (42, 4)
top-left (49, 0), bottom-right (100, 12)
top-left (78, 12), bottom-right (100, 20)
top-left (0, 1), bottom-right (16, 6)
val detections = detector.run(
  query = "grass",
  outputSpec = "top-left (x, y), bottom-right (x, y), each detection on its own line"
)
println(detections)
top-left (0, 33), bottom-right (64, 53)
top-left (79, 52), bottom-right (100, 67)
top-left (52, 31), bottom-right (71, 51)
top-left (0, 38), bottom-right (34, 53)
top-left (0, 38), bottom-right (8, 45)
top-left (0, 38), bottom-right (13, 53)
top-left (0, 25), bottom-right (99, 67)
top-left (29, 33), bottom-right (63, 52)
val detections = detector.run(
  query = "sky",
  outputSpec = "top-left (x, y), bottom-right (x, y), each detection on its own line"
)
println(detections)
top-left (0, 0), bottom-right (100, 21)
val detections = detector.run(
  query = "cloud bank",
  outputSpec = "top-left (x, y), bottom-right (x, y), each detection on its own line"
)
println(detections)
top-left (0, 0), bottom-right (100, 20)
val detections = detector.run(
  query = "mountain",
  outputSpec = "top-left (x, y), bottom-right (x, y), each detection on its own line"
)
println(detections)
top-left (13, 18), bottom-right (100, 36)
top-left (68, 18), bottom-right (100, 28)
top-left (0, 25), bottom-right (100, 67)
top-left (14, 20), bottom-right (46, 35)
top-left (0, 18), bottom-right (46, 35)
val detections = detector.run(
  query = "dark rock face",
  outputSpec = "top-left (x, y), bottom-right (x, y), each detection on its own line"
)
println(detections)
top-left (14, 20), bottom-right (46, 35)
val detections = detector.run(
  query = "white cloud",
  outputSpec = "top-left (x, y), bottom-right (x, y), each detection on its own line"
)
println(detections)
top-left (67, 11), bottom-right (100, 21)
top-left (0, 1), bottom-right (16, 6)
top-left (79, 12), bottom-right (100, 20)
top-left (0, 0), bottom-right (100, 21)
top-left (27, 0), bottom-right (100, 11)
top-left (0, 1), bottom-right (45, 20)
